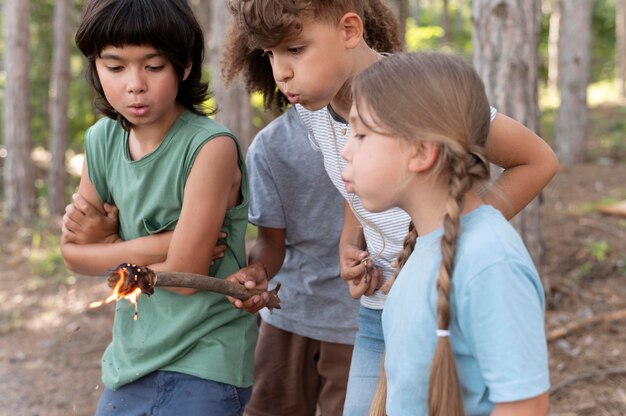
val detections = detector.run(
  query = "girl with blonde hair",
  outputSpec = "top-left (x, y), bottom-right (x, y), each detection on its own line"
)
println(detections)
top-left (342, 51), bottom-right (550, 416)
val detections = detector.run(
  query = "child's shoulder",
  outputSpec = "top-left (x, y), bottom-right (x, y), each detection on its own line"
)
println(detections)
top-left (253, 108), bottom-right (305, 147)
top-left (87, 116), bottom-right (122, 135)
top-left (456, 206), bottom-right (537, 281)
top-left (177, 111), bottom-right (233, 138)
top-left (84, 117), bottom-right (125, 150)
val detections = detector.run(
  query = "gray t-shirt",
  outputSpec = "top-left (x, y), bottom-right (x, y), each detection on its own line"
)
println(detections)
top-left (247, 107), bottom-right (359, 345)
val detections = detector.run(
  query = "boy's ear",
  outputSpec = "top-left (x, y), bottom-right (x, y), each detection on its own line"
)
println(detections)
top-left (408, 141), bottom-right (439, 173)
top-left (182, 61), bottom-right (192, 81)
top-left (338, 12), bottom-right (364, 49)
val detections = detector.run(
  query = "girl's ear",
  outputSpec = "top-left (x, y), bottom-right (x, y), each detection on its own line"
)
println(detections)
top-left (182, 62), bottom-right (192, 81)
top-left (408, 141), bottom-right (439, 173)
top-left (339, 12), bottom-right (364, 49)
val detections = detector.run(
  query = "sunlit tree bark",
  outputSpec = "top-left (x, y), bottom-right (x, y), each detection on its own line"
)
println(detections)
top-left (395, 0), bottom-right (409, 48)
top-left (190, 0), bottom-right (254, 153)
top-left (441, 0), bottom-right (451, 45)
top-left (3, 0), bottom-right (36, 222)
top-left (547, 0), bottom-right (561, 95)
top-left (472, 0), bottom-right (544, 265)
top-left (554, 0), bottom-right (592, 164)
top-left (617, 0), bottom-right (626, 98)
top-left (48, 0), bottom-right (72, 215)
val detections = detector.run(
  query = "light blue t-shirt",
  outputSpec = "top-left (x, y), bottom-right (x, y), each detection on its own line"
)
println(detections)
top-left (382, 205), bottom-right (550, 415)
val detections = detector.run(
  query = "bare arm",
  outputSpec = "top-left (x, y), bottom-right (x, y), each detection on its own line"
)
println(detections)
top-left (146, 136), bottom-right (241, 295)
top-left (60, 162), bottom-right (171, 274)
top-left (61, 136), bottom-right (239, 295)
top-left (226, 225), bottom-right (286, 312)
top-left (491, 392), bottom-right (549, 416)
top-left (484, 114), bottom-right (559, 220)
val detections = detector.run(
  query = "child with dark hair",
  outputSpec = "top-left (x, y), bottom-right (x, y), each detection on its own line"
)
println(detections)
top-left (343, 51), bottom-right (550, 416)
top-left (222, 1), bottom-right (557, 415)
top-left (61, 1), bottom-right (256, 414)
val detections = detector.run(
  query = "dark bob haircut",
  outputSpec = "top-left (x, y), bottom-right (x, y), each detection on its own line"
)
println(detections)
top-left (75, 0), bottom-right (212, 130)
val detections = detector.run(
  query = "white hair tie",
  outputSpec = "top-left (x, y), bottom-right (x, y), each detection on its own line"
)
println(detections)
top-left (436, 329), bottom-right (450, 337)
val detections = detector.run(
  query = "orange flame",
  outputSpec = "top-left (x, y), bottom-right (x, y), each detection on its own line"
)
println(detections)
top-left (89, 268), bottom-right (144, 320)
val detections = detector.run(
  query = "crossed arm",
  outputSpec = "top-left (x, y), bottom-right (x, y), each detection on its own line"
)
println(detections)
top-left (60, 136), bottom-right (238, 295)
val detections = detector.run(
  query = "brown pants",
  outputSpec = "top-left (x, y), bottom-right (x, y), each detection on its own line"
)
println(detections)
top-left (245, 320), bottom-right (354, 416)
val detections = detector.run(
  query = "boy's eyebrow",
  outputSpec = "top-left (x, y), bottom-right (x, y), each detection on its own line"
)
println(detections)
top-left (99, 52), bottom-right (164, 60)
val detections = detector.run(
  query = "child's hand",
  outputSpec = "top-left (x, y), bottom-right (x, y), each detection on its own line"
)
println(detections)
top-left (347, 267), bottom-right (382, 298)
top-left (340, 244), bottom-right (382, 298)
top-left (340, 244), bottom-right (369, 282)
top-left (226, 262), bottom-right (269, 314)
top-left (62, 193), bottom-right (120, 244)
top-left (379, 258), bottom-right (399, 294)
top-left (212, 232), bottom-right (228, 263)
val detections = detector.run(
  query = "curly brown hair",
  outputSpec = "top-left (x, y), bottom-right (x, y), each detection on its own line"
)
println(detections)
top-left (221, 0), bottom-right (402, 113)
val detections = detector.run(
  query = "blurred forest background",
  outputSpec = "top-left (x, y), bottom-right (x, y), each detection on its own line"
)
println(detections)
top-left (1, 0), bottom-right (626, 415)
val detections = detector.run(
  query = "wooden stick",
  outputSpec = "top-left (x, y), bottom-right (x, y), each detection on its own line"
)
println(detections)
top-left (154, 271), bottom-right (281, 310)
top-left (547, 308), bottom-right (626, 342)
top-left (108, 264), bottom-right (281, 310)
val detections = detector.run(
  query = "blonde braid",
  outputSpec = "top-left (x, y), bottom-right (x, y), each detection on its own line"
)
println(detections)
top-left (396, 221), bottom-right (418, 273)
top-left (369, 222), bottom-right (418, 415)
top-left (427, 147), bottom-right (475, 416)
top-left (368, 358), bottom-right (388, 416)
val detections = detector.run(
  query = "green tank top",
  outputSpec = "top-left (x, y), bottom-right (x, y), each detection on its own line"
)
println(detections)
top-left (85, 110), bottom-right (257, 390)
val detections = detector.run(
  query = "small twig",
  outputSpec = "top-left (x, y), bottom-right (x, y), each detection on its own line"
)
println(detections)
top-left (550, 367), bottom-right (626, 396)
top-left (360, 257), bottom-right (371, 283)
top-left (547, 308), bottom-right (626, 342)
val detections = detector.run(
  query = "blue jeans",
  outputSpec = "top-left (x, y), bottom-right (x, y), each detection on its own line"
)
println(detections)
top-left (95, 371), bottom-right (252, 416)
top-left (343, 306), bottom-right (385, 416)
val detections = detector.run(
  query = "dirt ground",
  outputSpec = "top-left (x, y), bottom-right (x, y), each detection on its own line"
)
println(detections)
top-left (1, 160), bottom-right (625, 415)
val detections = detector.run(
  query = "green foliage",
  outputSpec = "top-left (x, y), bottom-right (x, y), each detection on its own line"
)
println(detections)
top-left (404, 2), bottom-right (472, 55)
top-left (618, 257), bottom-right (626, 276)
top-left (591, 0), bottom-right (617, 83)
top-left (0, 310), bottom-right (21, 335)
top-left (29, 222), bottom-right (67, 281)
top-left (68, 55), bottom-right (98, 151)
top-left (574, 239), bottom-right (611, 280)
top-left (405, 21), bottom-right (445, 51)
top-left (586, 239), bottom-right (610, 263)
top-left (246, 223), bottom-right (258, 242)
top-left (541, 82), bottom-right (626, 162)
top-left (30, 0), bottom-right (55, 148)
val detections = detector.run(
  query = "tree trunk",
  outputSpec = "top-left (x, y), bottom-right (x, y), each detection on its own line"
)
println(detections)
top-left (48, 0), bottom-right (72, 216)
top-left (188, 0), bottom-right (212, 67)
top-left (209, 0), bottom-right (254, 154)
top-left (617, 0), bottom-right (626, 98)
top-left (398, 0), bottom-right (409, 49)
top-left (190, 0), bottom-right (254, 152)
top-left (472, 0), bottom-right (544, 265)
top-left (554, 0), bottom-right (592, 165)
top-left (3, 0), bottom-right (36, 223)
top-left (441, 0), bottom-right (451, 45)
top-left (547, 0), bottom-right (560, 95)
